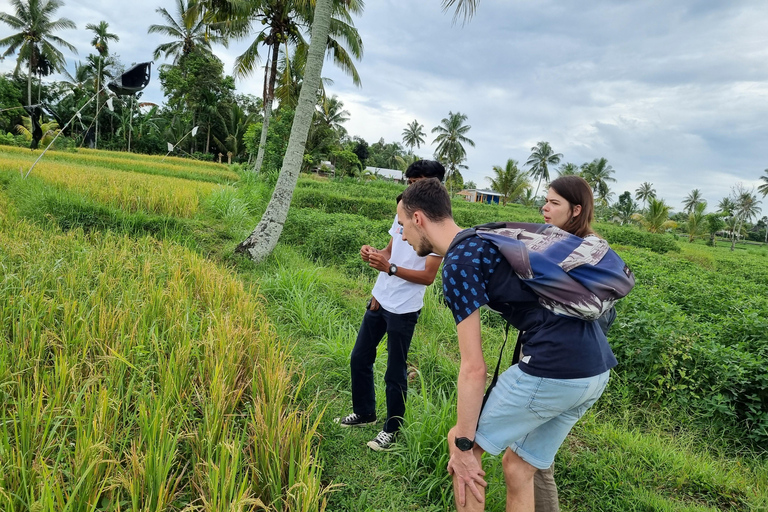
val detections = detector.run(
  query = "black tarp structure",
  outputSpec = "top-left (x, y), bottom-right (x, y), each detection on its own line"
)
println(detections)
top-left (107, 62), bottom-right (152, 96)
top-left (23, 105), bottom-right (43, 149)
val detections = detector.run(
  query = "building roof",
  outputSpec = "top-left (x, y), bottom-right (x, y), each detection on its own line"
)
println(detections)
top-left (366, 167), bottom-right (403, 181)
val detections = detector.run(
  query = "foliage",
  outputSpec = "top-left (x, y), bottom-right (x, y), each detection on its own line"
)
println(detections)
top-left (148, 0), bottom-right (224, 63)
top-left (431, 111), bottom-right (474, 188)
top-left (486, 158), bottom-right (529, 206)
top-left (632, 197), bottom-right (677, 233)
top-left (612, 190), bottom-right (637, 225)
top-left (0, 74), bottom-right (23, 132)
top-left (596, 223), bottom-right (680, 253)
top-left (2, 152), bottom-right (768, 510)
top-left (635, 181), bottom-right (656, 209)
top-left (0, 206), bottom-right (326, 509)
top-left (0, 0), bottom-right (78, 105)
top-left (245, 107), bottom-right (295, 173)
top-left (581, 157), bottom-right (616, 206)
top-left (525, 141), bottom-right (562, 198)
top-left (402, 119), bottom-right (426, 151)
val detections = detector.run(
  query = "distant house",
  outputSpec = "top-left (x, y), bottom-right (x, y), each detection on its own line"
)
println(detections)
top-left (311, 160), bottom-right (336, 178)
top-left (365, 166), bottom-right (403, 182)
top-left (456, 189), bottom-right (503, 205)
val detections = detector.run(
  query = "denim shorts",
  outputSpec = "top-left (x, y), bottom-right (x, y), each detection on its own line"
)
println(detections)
top-left (474, 365), bottom-right (610, 469)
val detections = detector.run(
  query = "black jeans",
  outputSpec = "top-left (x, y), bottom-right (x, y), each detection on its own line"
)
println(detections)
top-left (350, 306), bottom-right (420, 433)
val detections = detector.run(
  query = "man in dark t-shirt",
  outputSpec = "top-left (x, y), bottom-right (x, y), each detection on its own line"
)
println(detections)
top-left (396, 178), bottom-right (619, 512)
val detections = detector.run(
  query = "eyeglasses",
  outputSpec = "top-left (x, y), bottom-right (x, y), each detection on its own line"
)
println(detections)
top-left (407, 177), bottom-right (422, 185)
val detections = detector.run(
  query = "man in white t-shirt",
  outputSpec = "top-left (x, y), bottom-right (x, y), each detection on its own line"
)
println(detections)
top-left (336, 160), bottom-right (445, 451)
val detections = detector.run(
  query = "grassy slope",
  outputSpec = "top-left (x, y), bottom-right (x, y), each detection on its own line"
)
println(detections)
top-left (0, 149), bottom-right (766, 511)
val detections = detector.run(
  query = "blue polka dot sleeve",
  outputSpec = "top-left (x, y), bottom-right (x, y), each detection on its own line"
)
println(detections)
top-left (442, 240), bottom-right (492, 324)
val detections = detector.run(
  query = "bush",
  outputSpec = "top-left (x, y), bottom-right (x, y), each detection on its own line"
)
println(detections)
top-left (596, 224), bottom-right (680, 253)
top-left (282, 208), bottom-right (390, 272)
top-left (292, 188), bottom-right (396, 220)
top-left (451, 200), bottom-right (541, 227)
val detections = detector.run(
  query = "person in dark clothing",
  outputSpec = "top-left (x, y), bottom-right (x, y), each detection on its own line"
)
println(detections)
top-left (335, 161), bottom-right (444, 451)
top-left (397, 176), bottom-right (629, 511)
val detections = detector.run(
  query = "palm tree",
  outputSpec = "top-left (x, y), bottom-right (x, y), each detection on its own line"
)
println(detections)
top-left (682, 188), bottom-right (704, 214)
top-left (717, 196), bottom-right (735, 217)
top-left (557, 162), bottom-right (580, 177)
top-left (235, 0), bottom-right (335, 263)
top-left (317, 94), bottom-right (349, 137)
top-left (86, 21), bottom-right (118, 149)
top-left (614, 191), bottom-right (637, 226)
top-left (631, 197), bottom-right (676, 233)
top-left (432, 111), bottom-right (475, 191)
top-left (394, 152), bottom-right (421, 172)
top-left (402, 119), bottom-right (426, 152)
top-left (225, 0), bottom-right (363, 174)
top-left (758, 169), bottom-right (768, 198)
top-left (441, 0), bottom-right (479, 23)
top-left (685, 201), bottom-right (707, 242)
top-left (705, 213), bottom-right (725, 247)
top-left (487, 159), bottom-right (530, 206)
top-left (525, 141), bottom-right (562, 200)
top-left (0, 0), bottom-right (77, 106)
top-left (148, 0), bottom-right (225, 64)
top-left (730, 186), bottom-right (762, 251)
top-left (581, 157), bottom-right (616, 206)
top-left (635, 182), bottom-right (656, 210)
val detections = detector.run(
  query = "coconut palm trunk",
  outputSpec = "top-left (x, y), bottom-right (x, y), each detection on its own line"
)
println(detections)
top-left (236, 0), bottom-right (332, 263)
top-left (27, 58), bottom-right (33, 106)
top-left (253, 41), bottom-right (280, 173)
top-left (95, 57), bottom-right (100, 149)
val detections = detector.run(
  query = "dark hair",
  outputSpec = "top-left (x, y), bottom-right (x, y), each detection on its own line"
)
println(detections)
top-left (404, 160), bottom-right (446, 181)
top-left (400, 178), bottom-right (452, 222)
top-left (548, 175), bottom-right (595, 238)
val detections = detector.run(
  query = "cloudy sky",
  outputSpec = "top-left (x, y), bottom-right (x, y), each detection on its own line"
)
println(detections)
top-left (2, 0), bottom-right (767, 213)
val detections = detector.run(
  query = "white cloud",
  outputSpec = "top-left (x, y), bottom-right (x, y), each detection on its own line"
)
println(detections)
top-left (1, 0), bottom-right (766, 211)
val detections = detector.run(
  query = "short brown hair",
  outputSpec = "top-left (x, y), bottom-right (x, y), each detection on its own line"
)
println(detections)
top-left (548, 176), bottom-right (595, 238)
top-left (400, 178), bottom-right (452, 222)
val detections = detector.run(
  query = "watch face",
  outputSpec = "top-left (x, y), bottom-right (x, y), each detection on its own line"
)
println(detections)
top-left (455, 437), bottom-right (474, 451)
top-left (389, 264), bottom-right (397, 274)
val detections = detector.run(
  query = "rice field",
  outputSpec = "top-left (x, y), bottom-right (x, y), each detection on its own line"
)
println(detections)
top-left (0, 202), bottom-right (327, 510)
top-left (0, 148), bottom-right (228, 217)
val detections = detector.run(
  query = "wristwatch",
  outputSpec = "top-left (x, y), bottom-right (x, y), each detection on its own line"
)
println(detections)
top-left (388, 263), bottom-right (398, 276)
top-left (454, 437), bottom-right (475, 451)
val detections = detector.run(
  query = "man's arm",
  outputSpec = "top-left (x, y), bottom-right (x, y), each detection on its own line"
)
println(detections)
top-left (447, 309), bottom-right (488, 504)
top-left (367, 252), bottom-right (442, 286)
top-left (454, 309), bottom-right (487, 441)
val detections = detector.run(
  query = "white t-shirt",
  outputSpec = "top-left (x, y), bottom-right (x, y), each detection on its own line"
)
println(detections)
top-left (371, 215), bottom-right (435, 314)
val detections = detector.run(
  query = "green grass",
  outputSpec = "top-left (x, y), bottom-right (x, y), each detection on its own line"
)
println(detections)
top-left (0, 150), bottom-right (766, 510)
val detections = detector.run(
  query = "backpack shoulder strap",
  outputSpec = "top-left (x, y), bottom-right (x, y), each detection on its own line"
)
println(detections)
top-left (447, 223), bottom-right (512, 255)
top-left (447, 227), bottom-right (477, 253)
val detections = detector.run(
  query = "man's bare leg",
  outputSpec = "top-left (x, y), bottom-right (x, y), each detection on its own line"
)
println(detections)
top-left (502, 448), bottom-right (537, 512)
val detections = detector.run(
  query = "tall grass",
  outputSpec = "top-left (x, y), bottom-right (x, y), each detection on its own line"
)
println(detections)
top-left (0, 209), bottom-right (327, 510)
top-left (1, 151), bottom-right (221, 217)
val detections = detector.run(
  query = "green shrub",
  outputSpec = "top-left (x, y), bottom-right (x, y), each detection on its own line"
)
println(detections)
top-left (451, 200), bottom-right (541, 227)
top-left (293, 188), bottom-right (396, 220)
top-left (597, 224), bottom-right (680, 253)
top-left (283, 208), bottom-right (391, 272)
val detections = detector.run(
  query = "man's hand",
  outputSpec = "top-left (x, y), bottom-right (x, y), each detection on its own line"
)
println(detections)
top-left (360, 245), bottom-right (376, 262)
top-left (367, 251), bottom-right (390, 273)
top-left (447, 447), bottom-right (487, 507)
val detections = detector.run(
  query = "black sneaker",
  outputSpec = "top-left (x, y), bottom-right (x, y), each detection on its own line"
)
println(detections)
top-left (367, 430), bottom-right (396, 451)
top-left (335, 413), bottom-right (377, 427)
